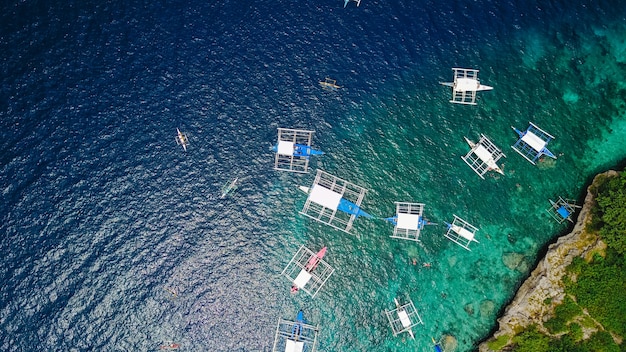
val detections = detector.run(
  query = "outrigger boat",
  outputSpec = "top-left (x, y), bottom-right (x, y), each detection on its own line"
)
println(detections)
top-left (272, 309), bottom-right (319, 352)
top-left (463, 136), bottom-right (505, 176)
top-left (344, 0), bottom-right (361, 7)
top-left (298, 186), bottom-right (372, 219)
top-left (176, 128), bottom-right (188, 152)
top-left (440, 68), bottom-right (492, 105)
top-left (220, 177), bottom-right (238, 199)
top-left (511, 123), bottom-right (556, 164)
top-left (319, 78), bottom-right (341, 90)
top-left (432, 337), bottom-right (443, 352)
top-left (395, 298), bottom-right (414, 339)
top-left (291, 247), bottom-right (327, 293)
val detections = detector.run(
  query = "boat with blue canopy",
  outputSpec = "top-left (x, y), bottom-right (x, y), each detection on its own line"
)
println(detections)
top-left (511, 122), bottom-right (556, 165)
top-left (273, 128), bottom-right (324, 173)
top-left (272, 310), bottom-right (319, 352)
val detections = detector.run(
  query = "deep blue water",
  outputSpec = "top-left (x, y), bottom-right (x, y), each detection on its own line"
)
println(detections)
top-left (2, 0), bottom-right (626, 351)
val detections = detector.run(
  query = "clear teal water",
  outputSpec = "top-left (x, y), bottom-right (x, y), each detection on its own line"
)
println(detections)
top-left (2, 1), bottom-right (626, 351)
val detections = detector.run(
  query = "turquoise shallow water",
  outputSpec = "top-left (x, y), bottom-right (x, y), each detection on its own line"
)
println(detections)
top-left (2, 0), bottom-right (626, 351)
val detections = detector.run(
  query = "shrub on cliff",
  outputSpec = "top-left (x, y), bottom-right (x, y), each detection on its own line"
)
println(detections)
top-left (593, 170), bottom-right (626, 255)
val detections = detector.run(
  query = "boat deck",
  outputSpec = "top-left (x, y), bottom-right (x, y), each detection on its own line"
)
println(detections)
top-left (271, 315), bottom-right (319, 352)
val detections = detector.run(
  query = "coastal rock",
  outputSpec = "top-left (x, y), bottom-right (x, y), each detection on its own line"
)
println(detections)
top-left (478, 171), bottom-right (617, 351)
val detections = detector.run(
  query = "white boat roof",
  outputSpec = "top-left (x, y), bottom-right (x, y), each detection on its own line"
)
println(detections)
top-left (474, 144), bottom-right (494, 164)
top-left (293, 269), bottom-right (312, 289)
top-left (277, 140), bottom-right (295, 156)
top-left (521, 131), bottom-right (547, 152)
top-left (397, 213), bottom-right (420, 230)
top-left (398, 310), bottom-right (411, 328)
top-left (309, 184), bottom-right (342, 211)
top-left (285, 340), bottom-right (304, 352)
top-left (453, 224), bottom-right (475, 241)
top-left (455, 77), bottom-right (479, 92)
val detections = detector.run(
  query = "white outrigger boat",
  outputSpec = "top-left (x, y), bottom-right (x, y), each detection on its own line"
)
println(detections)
top-left (385, 297), bottom-right (423, 339)
top-left (395, 298), bottom-right (414, 339)
top-left (462, 135), bottom-right (505, 179)
top-left (343, 0), bottom-right (361, 7)
top-left (176, 128), bottom-right (189, 151)
top-left (440, 68), bottom-right (492, 105)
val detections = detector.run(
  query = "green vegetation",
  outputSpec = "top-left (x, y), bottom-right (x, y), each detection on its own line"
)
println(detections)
top-left (590, 171), bottom-right (626, 255)
top-left (544, 296), bottom-right (582, 334)
top-left (486, 334), bottom-right (510, 351)
top-left (488, 170), bottom-right (626, 351)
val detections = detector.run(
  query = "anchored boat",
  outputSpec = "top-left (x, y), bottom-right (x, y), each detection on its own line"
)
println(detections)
top-left (462, 135), bottom-right (505, 179)
top-left (385, 297), bottom-right (423, 340)
top-left (176, 128), bottom-right (188, 151)
top-left (319, 77), bottom-right (341, 90)
top-left (440, 68), bottom-right (493, 105)
top-left (273, 128), bottom-right (324, 173)
top-left (220, 177), bottom-right (238, 199)
top-left (272, 309), bottom-right (320, 352)
top-left (291, 247), bottom-right (328, 293)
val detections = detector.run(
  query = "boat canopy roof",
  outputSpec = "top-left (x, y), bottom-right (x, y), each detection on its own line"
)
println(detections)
top-left (474, 144), bottom-right (493, 163)
top-left (521, 131), bottom-right (547, 152)
top-left (285, 340), bottom-right (304, 352)
top-left (293, 270), bottom-right (313, 289)
top-left (309, 184), bottom-right (342, 211)
top-left (397, 213), bottom-right (421, 230)
top-left (456, 77), bottom-right (479, 92)
top-left (277, 140), bottom-right (296, 155)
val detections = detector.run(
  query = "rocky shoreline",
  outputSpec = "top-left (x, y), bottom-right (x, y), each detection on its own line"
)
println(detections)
top-left (478, 171), bottom-right (618, 351)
